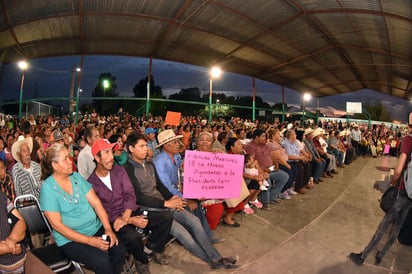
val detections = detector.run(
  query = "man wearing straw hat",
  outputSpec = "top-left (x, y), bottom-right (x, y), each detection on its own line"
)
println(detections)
top-left (303, 128), bottom-right (326, 184)
top-left (11, 136), bottom-right (42, 200)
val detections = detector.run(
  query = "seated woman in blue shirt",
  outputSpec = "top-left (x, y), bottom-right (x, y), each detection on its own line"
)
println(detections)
top-left (40, 143), bottom-right (126, 274)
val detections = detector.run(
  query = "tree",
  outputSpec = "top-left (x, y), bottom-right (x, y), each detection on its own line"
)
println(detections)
top-left (353, 102), bottom-right (392, 122)
top-left (168, 87), bottom-right (203, 114)
top-left (132, 76), bottom-right (166, 116)
top-left (92, 73), bottom-right (118, 115)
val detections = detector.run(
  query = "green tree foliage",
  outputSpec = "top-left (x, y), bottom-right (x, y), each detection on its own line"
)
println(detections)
top-left (353, 102), bottom-right (392, 122)
top-left (132, 76), bottom-right (166, 116)
top-left (168, 87), bottom-right (203, 115)
top-left (1, 100), bottom-right (18, 115)
top-left (92, 73), bottom-right (118, 115)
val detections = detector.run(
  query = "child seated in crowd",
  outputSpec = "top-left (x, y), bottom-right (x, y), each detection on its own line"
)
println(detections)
top-left (244, 154), bottom-right (269, 191)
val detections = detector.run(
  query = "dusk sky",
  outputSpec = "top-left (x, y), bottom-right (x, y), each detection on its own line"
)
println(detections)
top-left (1, 55), bottom-right (411, 122)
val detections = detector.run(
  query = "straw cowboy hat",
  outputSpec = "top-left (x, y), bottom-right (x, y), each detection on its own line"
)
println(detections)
top-left (304, 128), bottom-right (314, 136)
top-left (156, 129), bottom-right (183, 149)
top-left (12, 136), bottom-right (33, 162)
top-left (312, 128), bottom-right (323, 138)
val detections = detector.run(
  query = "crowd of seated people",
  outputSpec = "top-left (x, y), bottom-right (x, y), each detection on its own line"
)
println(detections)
top-left (0, 110), bottom-right (408, 273)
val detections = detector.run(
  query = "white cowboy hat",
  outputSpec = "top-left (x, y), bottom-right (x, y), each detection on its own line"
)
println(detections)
top-left (12, 136), bottom-right (33, 162)
top-left (156, 129), bottom-right (183, 149)
top-left (304, 128), bottom-right (314, 136)
top-left (312, 128), bottom-right (323, 138)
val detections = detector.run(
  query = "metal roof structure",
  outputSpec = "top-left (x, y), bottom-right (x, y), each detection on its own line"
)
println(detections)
top-left (1, 0), bottom-right (411, 99)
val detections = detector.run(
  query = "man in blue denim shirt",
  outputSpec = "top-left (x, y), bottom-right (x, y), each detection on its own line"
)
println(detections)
top-left (153, 130), bottom-right (224, 245)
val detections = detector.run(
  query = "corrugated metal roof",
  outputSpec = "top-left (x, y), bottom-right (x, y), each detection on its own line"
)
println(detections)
top-left (0, 0), bottom-right (411, 99)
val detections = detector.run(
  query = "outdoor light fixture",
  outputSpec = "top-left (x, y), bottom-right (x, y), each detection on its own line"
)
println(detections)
top-left (209, 66), bottom-right (222, 122)
top-left (302, 92), bottom-right (311, 126)
top-left (18, 61), bottom-right (29, 121)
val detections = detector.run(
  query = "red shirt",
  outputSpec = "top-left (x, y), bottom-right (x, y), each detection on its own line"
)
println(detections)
top-left (244, 141), bottom-right (272, 169)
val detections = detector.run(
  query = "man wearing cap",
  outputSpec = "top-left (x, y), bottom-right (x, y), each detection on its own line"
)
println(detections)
top-left (145, 127), bottom-right (159, 157)
top-left (303, 128), bottom-right (326, 184)
top-left (88, 139), bottom-right (173, 271)
top-left (11, 137), bottom-right (42, 200)
top-left (153, 130), bottom-right (223, 245)
top-left (78, 127), bottom-right (100, 179)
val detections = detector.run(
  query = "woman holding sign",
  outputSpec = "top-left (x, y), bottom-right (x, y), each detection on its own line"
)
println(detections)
top-left (198, 132), bottom-right (247, 228)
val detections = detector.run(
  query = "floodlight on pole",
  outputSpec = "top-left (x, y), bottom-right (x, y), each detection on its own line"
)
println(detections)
top-left (18, 61), bottom-right (29, 121)
top-left (302, 92), bottom-right (311, 126)
top-left (103, 79), bottom-right (110, 92)
top-left (209, 66), bottom-right (222, 123)
top-left (74, 67), bottom-right (82, 126)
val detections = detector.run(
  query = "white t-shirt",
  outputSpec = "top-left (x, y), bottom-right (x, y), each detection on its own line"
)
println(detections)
top-left (98, 172), bottom-right (112, 191)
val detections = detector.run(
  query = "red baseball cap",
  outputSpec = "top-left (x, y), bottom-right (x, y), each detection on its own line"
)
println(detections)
top-left (91, 139), bottom-right (119, 158)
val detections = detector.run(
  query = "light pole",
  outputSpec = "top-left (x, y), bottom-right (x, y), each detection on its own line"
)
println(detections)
top-left (103, 79), bottom-right (109, 93)
top-left (70, 67), bottom-right (81, 121)
top-left (102, 79), bottom-right (110, 115)
top-left (18, 61), bottom-right (29, 121)
top-left (209, 66), bottom-right (222, 123)
top-left (302, 92), bottom-right (311, 127)
top-left (216, 99), bottom-right (220, 118)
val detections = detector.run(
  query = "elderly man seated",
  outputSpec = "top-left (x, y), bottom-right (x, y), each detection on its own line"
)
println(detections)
top-left (282, 129), bottom-right (311, 194)
top-left (11, 137), bottom-right (42, 200)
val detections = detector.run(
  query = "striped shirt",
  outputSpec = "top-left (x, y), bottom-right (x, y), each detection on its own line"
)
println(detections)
top-left (11, 161), bottom-right (42, 200)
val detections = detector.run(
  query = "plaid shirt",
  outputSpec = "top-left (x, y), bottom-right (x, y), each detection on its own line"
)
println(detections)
top-left (0, 174), bottom-right (15, 202)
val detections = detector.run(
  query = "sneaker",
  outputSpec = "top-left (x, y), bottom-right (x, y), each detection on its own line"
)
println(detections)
top-left (211, 237), bottom-right (225, 245)
top-left (348, 252), bottom-right (364, 265)
top-left (288, 188), bottom-right (298, 195)
top-left (249, 199), bottom-right (263, 209)
top-left (150, 252), bottom-right (169, 265)
top-left (243, 205), bottom-right (254, 215)
top-left (269, 198), bottom-right (281, 204)
top-left (211, 258), bottom-right (241, 270)
top-left (222, 255), bottom-right (239, 265)
top-left (262, 203), bottom-right (270, 210)
top-left (279, 192), bottom-right (291, 200)
top-left (135, 260), bottom-right (151, 274)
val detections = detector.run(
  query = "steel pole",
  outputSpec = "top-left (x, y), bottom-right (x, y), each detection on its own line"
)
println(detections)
top-left (209, 79), bottom-right (212, 123)
top-left (19, 73), bottom-right (25, 121)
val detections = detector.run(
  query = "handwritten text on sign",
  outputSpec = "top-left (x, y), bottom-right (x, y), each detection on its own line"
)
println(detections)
top-left (183, 150), bottom-right (244, 199)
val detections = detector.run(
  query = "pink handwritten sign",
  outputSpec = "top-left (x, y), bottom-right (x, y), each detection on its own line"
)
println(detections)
top-left (183, 150), bottom-right (244, 199)
top-left (383, 144), bottom-right (390, 155)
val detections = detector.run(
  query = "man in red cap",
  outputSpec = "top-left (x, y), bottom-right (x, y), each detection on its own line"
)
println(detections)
top-left (88, 139), bottom-right (173, 272)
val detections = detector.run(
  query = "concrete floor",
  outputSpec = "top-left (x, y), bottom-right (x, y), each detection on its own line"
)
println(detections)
top-left (149, 156), bottom-right (412, 274)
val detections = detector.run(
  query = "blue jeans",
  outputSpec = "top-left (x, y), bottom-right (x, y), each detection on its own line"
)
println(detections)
top-left (311, 159), bottom-right (325, 180)
top-left (185, 201), bottom-right (214, 241)
top-left (279, 164), bottom-right (297, 192)
top-left (260, 169), bottom-right (289, 203)
top-left (170, 210), bottom-right (221, 264)
top-left (361, 191), bottom-right (412, 260)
